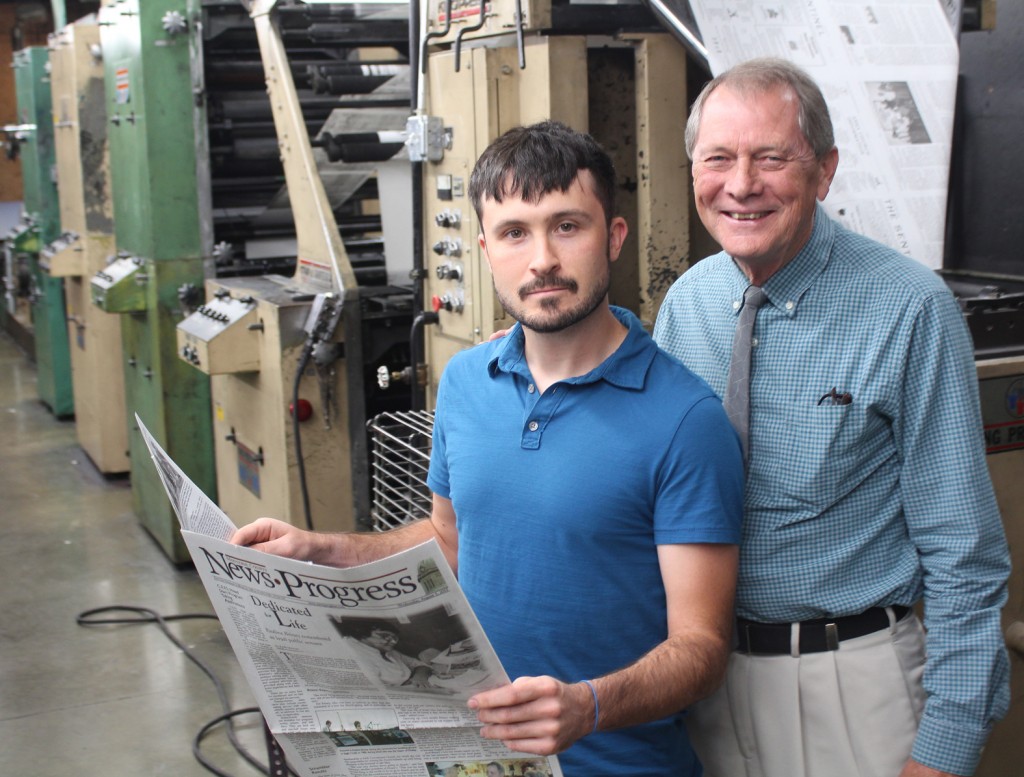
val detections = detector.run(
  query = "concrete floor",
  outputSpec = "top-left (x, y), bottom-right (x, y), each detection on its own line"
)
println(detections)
top-left (0, 330), bottom-right (268, 776)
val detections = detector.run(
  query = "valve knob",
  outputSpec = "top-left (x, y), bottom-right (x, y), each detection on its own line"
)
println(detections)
top-left (162, 10), bottom-right (188, 36)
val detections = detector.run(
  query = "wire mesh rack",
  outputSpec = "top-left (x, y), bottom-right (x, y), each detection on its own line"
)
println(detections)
top-left (367, 409), bottom-right (435, 532)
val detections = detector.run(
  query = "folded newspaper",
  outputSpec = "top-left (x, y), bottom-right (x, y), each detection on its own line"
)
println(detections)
top-left (137, 415), bottom-right (562, 777)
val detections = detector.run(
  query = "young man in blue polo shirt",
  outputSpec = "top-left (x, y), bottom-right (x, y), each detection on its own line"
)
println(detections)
top-left (233, 121), bottom-right (743, 775)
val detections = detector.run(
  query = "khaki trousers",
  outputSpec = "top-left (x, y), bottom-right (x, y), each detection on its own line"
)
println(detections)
top-left (687, 609), bottom-right (926, 777)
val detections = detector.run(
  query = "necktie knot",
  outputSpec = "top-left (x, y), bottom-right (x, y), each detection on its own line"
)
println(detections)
top-left (743, 285), bottom-right (767, 311)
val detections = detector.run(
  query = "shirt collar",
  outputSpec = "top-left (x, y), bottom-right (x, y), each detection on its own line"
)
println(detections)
top-left (487, 306), bottom-right (655, 390)
top-left (727, 204), bottom-right (835, 318)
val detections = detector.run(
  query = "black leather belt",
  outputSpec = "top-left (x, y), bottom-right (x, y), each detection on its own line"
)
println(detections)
top-left (736, 606), bottom-right (911, 654)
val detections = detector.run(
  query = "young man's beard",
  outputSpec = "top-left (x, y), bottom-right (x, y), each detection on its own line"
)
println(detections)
top-left (496, 253), bottom-right (612, 334)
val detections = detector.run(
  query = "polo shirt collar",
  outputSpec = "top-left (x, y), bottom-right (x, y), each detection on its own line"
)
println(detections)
top-left (488, 305), bottom-right (654, 390)
top-left (727, 204), bottom-right (835, 318)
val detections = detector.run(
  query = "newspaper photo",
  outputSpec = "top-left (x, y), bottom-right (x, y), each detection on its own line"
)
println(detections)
top-left (136, 415), bottom-right (563, 777)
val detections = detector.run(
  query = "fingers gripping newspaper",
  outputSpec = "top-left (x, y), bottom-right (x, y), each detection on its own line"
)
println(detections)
top-left (137, 416), bottom-right (563, 777)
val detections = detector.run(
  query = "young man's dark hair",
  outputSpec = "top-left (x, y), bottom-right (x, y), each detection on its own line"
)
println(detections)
top-left (468, 120), bottom-right (617, 225)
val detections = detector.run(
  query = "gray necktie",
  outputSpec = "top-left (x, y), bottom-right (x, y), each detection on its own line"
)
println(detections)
top-left (723, 285), bottom-right (767, 462)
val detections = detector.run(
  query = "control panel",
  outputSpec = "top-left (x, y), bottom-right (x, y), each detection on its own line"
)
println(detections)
top-left (90, 253), bottom-right (147, 312)
top-left (424, 154), bottom-right (485, 348)
top-left (41, 231), bottom-right (84, 277)
top-left (430, 208), bottom-right (467, 316)
top-left (176, 287), bottom-right (260, 374)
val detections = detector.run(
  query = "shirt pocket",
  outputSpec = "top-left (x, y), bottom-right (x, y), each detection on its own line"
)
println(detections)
top-left (758, 399), bottom-right (871, 516)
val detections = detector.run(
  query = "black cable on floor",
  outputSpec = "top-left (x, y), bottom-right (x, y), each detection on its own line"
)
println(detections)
top-left (194, 707), bottom-right (266, 777)
top-left (77, 605), bottom-right (277, 776)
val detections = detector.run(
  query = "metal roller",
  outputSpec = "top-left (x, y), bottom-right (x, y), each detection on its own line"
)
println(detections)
top-left (313, 130), bottom-right (406, 163)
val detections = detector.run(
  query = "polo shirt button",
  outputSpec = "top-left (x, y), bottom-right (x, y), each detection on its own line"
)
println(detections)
top-left (528, 421), bottom-right (539, 432)
top-left (732, 300), bottom-right (741, 310)
top-left (528, 383), bottom-right (536, 393)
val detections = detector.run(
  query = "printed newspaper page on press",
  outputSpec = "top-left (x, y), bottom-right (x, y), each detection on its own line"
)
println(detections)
top-left (136, 415), bottom-right (563, 777)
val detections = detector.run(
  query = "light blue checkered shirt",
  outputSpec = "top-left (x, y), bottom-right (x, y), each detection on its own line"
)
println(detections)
top-left (654, 206), bottom-right (1010, 775)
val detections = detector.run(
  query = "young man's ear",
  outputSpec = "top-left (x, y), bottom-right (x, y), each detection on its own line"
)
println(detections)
top-left (478, 233), bottom-right (491, 270)
top-left (608, 217), bottom-right (628, 263)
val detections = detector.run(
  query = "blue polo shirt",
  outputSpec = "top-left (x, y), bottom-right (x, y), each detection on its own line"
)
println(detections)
top-left (428, 306), bottom-right (743, 776)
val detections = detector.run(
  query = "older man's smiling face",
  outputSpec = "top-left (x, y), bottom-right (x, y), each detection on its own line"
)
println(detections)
top-left (691, 84), bottom-right (838, 285)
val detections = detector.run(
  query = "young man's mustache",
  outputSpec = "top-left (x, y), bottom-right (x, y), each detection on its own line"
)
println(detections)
top-left (518, 277), bottom-right (579, 298)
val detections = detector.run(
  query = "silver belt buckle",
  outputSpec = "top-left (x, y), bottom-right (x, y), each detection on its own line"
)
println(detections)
top-left (825, 621), bottom-right (840, 651)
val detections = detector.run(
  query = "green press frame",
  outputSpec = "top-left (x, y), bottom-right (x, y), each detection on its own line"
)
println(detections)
top-left (14, 46), bottom-right (74, 417)
top-left (95, 0), bottom-right (216, 562)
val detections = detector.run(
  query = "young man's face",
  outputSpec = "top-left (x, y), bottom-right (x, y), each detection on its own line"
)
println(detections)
top-left (477, 170), bottom-right (627, 333)
top-left (691, 84), bottom-right (838, 283)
